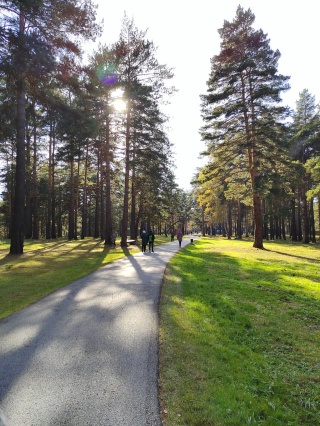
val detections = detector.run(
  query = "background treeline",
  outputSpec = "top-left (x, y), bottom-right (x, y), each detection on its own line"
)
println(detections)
top-left (1, 3), bottom-right (319, 255)
top-left (0, 2), bottom-right (190, 254)
top-left (194, 7), bottom-right (320, 248)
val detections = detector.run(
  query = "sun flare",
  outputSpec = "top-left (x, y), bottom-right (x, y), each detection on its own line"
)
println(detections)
top-left (113, 99), bottom-right (127, 112)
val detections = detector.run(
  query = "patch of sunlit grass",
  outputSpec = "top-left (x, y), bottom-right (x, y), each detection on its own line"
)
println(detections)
top-left (0, 237), bottom-right (139, 319)
top-left (159, 237), bottom-right (320, 425)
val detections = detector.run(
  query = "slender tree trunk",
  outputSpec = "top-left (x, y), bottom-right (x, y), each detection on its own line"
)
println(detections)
top-left (51, 120), bottom-right (56, 239)
top-left (104, 105), bottom-right (113, 245)
top-left (227, 200), bottom-right (232, 239)
top-left (297, 189), bottom-right (302, 240)
top-left (10, 9), bottom-right (26, 254)
top-left (94, 150), bottom-right (100, 238)
top-left (81, 144), bottom-right (89, 239)
top-left (74, 154), bottom-right (80, 240)
top-left (252, 193), bottom-right (264, 248)
top-left (46, 117), bottom-right (53, 239)
top-left (291, 196), bottom-right (297, 241)
top-left (130, 130), bottom-right (137, 239)
top-left (237, 198), bottom-right (242, 239)
top-left (301, 172), bottom-right (309, 244)
top-left (202, 206), bottom-right (205, 236)
top-left (57, 182), bottom-right (62, 238)
top-left (68, 157), bottom-right (75, 240)
top-left (25, 124), bottom-right (32, 238)
top-left (318, 193), bottom-right (320, 242)
top-left (281, 215), bottom-right (286, 240)
top-left (32, 102), bottom-right (39, 239)
top-left (270, 211), bottom-right (275, 240)
top-left (121, 99), bottom-right (131, 247)
top-left (100, 178), bottom-right (105, 240)
top-left (309, 198), bottom-right (316, 243)
top-left (10, 81), bottom-right (26, 254)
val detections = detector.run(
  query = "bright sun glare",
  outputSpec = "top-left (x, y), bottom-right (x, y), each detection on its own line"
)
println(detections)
top-left (113, 98), bottom-right (127, 112)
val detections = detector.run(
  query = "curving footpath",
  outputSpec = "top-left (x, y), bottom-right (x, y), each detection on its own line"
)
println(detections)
top-left (0, 237), bottom-right (194, 426)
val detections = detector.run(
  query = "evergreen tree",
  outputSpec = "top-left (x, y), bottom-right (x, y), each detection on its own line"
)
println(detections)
top-left (115, 14), bottom-right (174, 247)
top-left (0, 0), bottom-right (101, 253)
top-left (290, 89), bottom-right (320, 243)
top-left (201, 6), bottom-right (290, 248)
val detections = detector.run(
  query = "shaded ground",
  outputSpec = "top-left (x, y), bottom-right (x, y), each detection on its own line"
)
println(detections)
top-left (0, 238), bottom-right (192, 426)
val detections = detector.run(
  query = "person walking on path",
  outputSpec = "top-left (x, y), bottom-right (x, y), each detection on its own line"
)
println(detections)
top-left (177, 229), bottom-right (183, 248)
top-left (140, 230), bottom-right (148, 252)
top-left (148, 230), bottom-right (155, 252)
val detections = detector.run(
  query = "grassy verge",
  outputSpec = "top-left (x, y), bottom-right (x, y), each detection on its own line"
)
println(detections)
top-left (159, 237), bottom-right (320, 425)
top-left (0, 234), bottom-right (171, 319)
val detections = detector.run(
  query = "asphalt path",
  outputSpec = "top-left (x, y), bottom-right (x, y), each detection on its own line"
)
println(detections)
top-left (0, 237), bottom-right (194, 426)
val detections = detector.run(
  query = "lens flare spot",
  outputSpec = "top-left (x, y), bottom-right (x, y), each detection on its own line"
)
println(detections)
top-left (97, 63), bottom-right (117, 85)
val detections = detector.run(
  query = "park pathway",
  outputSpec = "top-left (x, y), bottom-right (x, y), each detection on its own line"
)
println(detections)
top-left (0, 237), bottom-right (193, 426)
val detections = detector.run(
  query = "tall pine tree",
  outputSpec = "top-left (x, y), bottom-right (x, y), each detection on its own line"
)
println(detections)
top-left (201, 6), bottom-right (290, 248)
top-left (0, 0), bottom-right (100, 253)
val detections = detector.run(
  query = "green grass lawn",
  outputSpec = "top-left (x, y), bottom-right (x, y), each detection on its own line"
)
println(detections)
top-left (0, 235), bottom-right (171, 319)
top-left (159, 237), bottom-right (320, 425)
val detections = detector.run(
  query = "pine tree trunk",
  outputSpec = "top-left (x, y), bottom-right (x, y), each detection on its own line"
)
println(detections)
top-left (74, 155), bottom-right (80, 240)
top-left (252, 193), bottom-right (264, 249)
top-left (32, 103), bottom-right (39, 239)
top-left (81, 144), bottom-right (89, 239)
top-left (130, 133), bottom-right (137, 239)
top-left (25, 127), bottom-right (32, 238)
top-left (202, 207), bottom-right (205, 236)
top-left (281, 216), bottom-right (286, 240)
top-left (46, 118), bottom-right (53, 239)
top-left (318, 193), bottom-right (320, 242)
top-left (309, 198), bottom-right (316, 243)
top-left (121, 100), bottom-right (131, 247)
top-left (227, 201), bottom-right (232, 239)
top-left (94, 153), bottom-right (100, 238)
top-left (237, 198), bottom-right (242, 239)
top-left (297, 189), bottom-right (302, 240)
top-left (270, 212), bottom-right (275, 240)
top-left (10, 9), bottom-right (26, 254)
top-left (291, 197), bottom-right (297, 241)
top-left (68, 157), bottom-right (75, 240)
top-left (51, 121), bottom-right (56, 239)
top-left (301, 172), bottom-right (309, 244)
top-left (10, 78), bottom-right (26, 254)
top-left (104, 109), bottom-right (113, 245)
top-left (130, 173), bottom-right (137, 239)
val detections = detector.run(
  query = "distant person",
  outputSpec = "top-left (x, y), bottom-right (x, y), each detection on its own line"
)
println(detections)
top-left (111, 230), bottom-right (117, 247)
top-left (171, 232), bottom-right (175, 242)
top-left (140, 230), bottom-right (148, 253)
top-left (148, 230), bottom-right (155, 252)
top-left (177, 229), bottom-right (183, 248)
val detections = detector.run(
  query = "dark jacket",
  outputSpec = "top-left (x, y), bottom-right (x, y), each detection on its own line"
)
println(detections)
top-left (141, 232), bottom-right (149, 245)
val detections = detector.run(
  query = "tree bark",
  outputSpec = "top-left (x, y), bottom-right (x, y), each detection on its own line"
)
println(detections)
top-left (32, 102), bottom-right (39, 239)
top-left (68, 157), bottom-right (75, 240)
top-left (104, 105), bottom-right (113, 245)
top-left (121, 99), bottom-right (131, 247)
top-left (252, 193), bottom-right (264, 248)
top-left (10, 82), bottom-right (26, 254)
top-left (10, 9), bottom-right (26, 254)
